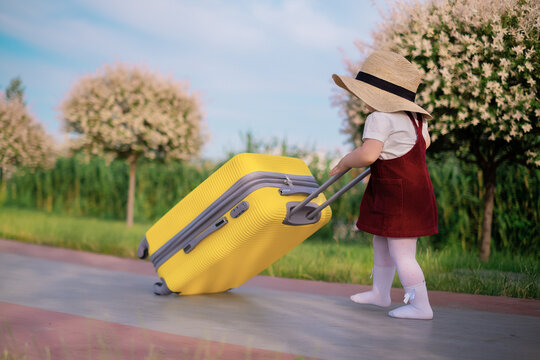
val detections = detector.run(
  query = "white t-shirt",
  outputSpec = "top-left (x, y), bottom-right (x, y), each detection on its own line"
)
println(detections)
top-left (363, 111), bottom-right (430, 160)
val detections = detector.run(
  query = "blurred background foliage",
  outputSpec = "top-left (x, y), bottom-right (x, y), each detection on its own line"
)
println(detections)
top-left (3, 134), bottom-right (538, 257)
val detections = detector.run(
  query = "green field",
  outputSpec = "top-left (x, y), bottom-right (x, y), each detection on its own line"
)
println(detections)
top-left (1, 207), bottom-right (537, 299)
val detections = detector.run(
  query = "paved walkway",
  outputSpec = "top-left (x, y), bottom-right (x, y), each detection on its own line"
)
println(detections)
top-left (0, 238), bottom-right (539, 359)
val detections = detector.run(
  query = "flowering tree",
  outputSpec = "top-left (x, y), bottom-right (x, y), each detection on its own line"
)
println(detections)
top-left (60, 63), bottom-right (206, 226)
top-left (0, 91), bottom-right (55, 178)
top-left (334, 0), bottom-right (539, 261)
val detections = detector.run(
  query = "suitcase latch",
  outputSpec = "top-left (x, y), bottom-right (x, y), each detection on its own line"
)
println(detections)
top-left (230, 201), bottom-right (249, 218)
top-left (279, 185), bottom-right (317, 196)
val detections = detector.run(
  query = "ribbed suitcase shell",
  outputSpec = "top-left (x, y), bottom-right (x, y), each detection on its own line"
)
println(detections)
top-left (144, 153), bottom-right (332, 295)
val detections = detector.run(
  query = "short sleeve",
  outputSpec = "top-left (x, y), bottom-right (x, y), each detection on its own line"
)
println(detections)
top-left (362, 112), bottom-right (391, 143)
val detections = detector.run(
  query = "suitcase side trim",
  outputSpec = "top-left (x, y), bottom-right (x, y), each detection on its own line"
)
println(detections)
top-left (149, 171), bottom-right (319, 269)
top-left (183, 216), bottom-right (228, 254)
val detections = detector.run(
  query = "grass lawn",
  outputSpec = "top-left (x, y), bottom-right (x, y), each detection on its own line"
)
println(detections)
top-left (0, 207), bottom-right (538, 299)
top-left (0, 207), bottom-right (148, 258)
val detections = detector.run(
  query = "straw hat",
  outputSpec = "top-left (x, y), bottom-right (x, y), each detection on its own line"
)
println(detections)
top-left (333, 50), bottom-right (432, 120)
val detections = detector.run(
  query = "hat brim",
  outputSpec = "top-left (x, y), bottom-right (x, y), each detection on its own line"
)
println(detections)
top-left (333, 74), bottom-right (432, 120)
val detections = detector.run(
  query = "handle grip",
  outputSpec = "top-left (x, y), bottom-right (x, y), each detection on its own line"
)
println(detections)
top-left (289, 168), bottom-right (371, 220)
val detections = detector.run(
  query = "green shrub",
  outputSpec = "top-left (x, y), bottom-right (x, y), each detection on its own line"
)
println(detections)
top-left (3, 151), bottom-right (538, 256)
top-left (428, 156), bottom-right (539, 256)
top-left (4, 155), bottom-right (214, 224)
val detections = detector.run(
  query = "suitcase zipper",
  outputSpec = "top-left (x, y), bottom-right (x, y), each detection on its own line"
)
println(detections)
top-left (150, 171), bottom-right (319, 269)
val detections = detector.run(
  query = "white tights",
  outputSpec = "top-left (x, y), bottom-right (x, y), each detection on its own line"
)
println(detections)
top-left (351, 235), bottom-right (433, 319)
top-left (373, 235), bottom-right (425, 287)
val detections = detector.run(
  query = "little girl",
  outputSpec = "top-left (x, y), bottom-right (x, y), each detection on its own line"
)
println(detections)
top-left (330, 50), bottom-right (438, 320)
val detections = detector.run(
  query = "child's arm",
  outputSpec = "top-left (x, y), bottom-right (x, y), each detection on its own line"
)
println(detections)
top-left (425, 135), bottom-right (431, 149)
top-left (330, 139), bottom-right (383, 176)
top-left (423, 120), bottom-right (431, 149)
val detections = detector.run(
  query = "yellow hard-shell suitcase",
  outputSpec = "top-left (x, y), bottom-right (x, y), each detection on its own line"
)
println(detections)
top-left (137, 153), bottom-right (369, 295)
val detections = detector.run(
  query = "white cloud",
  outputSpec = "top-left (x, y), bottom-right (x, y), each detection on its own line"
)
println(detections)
top-left (0, 0), bottom-right (360, 93)
top-left (73, 0), bottom-right (358, 52)
top-left (251, 0), bottom-right (357, 51)
top-left (76, 0), bottom-right (268, 50)
top-left (0, 13), bottom-right (144, 62)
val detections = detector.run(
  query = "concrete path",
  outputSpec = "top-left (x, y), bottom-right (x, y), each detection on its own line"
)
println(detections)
top-left (0, 239), bottom-right (539, 359)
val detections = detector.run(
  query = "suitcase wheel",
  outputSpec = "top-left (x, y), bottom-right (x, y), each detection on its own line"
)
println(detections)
top-left (153, 279), bottom-right (173, 296)
top-left (137, 236), bottom-right (149, 259)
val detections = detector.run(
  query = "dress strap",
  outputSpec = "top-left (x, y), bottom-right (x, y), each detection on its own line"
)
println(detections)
top-left (405, 111), bottom-right (422, 135)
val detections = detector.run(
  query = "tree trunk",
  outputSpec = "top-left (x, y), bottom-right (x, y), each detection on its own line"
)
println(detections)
top-left (480, 166), bottom-right (497, 262)
top-left (126, 155), bottom-right (138, 227)
top-left (0, 166), bottom-right (4, 206)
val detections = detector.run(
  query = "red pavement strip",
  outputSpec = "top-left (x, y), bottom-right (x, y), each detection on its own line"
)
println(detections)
top-left (1, 238), bottom-right (538, 317)
top-left (0, 302), bottom-right (305, 360)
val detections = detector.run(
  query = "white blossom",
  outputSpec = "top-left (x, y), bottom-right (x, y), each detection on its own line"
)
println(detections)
top-left (60, 63), bottom-right (206, 161)
top-left (0, 93), bottom-right (56, 174)
top-left (334, 0), bottom-right (539, 166)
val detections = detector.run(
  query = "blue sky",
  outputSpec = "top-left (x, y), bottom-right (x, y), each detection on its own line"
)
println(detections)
top-left (0, 0), bottom-right (385, 160)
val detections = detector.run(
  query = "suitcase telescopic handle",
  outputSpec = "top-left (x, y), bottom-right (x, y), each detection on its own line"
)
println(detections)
top-left (289, 168), bottom-right (371, 220)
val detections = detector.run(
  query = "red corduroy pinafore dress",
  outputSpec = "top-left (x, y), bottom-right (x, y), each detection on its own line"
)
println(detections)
top-left (356, 112), bottom-right (438, 238)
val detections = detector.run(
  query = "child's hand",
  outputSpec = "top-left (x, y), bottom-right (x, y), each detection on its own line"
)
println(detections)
top-left (330, 159), bottom-right (350, 177)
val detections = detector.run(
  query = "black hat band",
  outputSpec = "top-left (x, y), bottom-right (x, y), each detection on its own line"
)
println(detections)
top-left (355, 71), bottom-right (416, 102)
